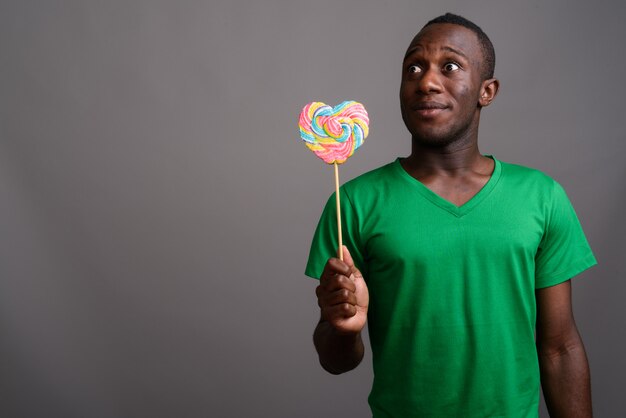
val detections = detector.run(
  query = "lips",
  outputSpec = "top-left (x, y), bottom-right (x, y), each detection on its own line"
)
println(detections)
top-left (411, 101), bottom-right (448, 118)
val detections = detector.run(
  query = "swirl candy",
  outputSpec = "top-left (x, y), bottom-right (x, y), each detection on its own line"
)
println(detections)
top-left (298, 100), bottom-right (370, 261)
top-left (299, 101), bottom-right (369, 164)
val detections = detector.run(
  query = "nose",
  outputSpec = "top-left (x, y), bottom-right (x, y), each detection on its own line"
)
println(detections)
top-left (417, 67), bottom-right (443, 94)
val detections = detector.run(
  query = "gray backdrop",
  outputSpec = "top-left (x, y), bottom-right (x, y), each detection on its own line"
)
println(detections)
top-left (1, 1), bottom-right (624, 417)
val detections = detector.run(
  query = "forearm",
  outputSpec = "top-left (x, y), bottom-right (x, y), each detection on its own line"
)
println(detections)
top-left (313, 319), bottom-right (364, 374)
top-left (538, 335), bottom-right (592, 417)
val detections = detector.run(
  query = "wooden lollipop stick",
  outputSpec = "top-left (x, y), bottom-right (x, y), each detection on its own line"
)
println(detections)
top-left (334, 161), bottom-right (343, 261)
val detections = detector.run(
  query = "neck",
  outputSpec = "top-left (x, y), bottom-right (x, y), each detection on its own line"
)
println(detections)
top-left (407, 141), bottom-right (482, 169)
top-left (403, 126), bottom-right (489, 175)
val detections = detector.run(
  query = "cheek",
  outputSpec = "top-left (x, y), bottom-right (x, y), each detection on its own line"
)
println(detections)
top-left (456, 83), bottom-right (480, 108)
top-left (399, 86), bottom-right (411, 107)
top-left (399, 81), bottom-right (409, 96)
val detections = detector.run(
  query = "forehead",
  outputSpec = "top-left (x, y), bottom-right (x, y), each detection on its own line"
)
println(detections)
top-left (405, 23), bottom-right (482, 62)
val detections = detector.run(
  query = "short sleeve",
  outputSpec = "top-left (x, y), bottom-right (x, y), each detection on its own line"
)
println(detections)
top-left (304, 188), bottom-right (366, 280)
top-left (534, 181), bottom-right (597, 289)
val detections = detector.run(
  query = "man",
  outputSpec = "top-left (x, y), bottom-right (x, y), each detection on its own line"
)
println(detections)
top-left (305, 13), bottom-right (597, 418)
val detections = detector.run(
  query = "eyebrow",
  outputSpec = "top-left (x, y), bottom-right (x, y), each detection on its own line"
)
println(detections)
top-left (403, 45), bottom-right (469, 61)
top-left (442, 46), bottom-right (469, 60)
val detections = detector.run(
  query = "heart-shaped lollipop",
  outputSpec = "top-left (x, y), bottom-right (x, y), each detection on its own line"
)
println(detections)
top-left (298, 100), bottom-right (370, 261)
top-left (299, 101), bottom-right (369, 164)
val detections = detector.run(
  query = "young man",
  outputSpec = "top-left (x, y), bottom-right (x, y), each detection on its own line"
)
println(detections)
top-left (305, 13), bottom-right (596, 418)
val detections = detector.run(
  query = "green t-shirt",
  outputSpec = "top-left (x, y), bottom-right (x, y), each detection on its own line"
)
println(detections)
top-left (305, 156), bottom-right (597, 418)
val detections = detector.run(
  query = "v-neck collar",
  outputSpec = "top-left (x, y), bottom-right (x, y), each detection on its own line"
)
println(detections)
top-left (393, 155), bottom-right (502, 218)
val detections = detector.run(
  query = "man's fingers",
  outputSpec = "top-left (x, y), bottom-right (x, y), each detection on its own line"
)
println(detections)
top-left (321, 303), bottom-right (357, 321)
top-left (315, 280), bottom-right (357, 308)
top-left (317, 288), bottom-right (357, 307)
top-left (317, 273), bottom-right (356, 293)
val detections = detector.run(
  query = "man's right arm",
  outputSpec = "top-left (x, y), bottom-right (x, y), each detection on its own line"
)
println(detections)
top-left (313, 246), bottom-right (369, 374)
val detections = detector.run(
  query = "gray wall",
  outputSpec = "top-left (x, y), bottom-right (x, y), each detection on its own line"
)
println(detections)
top-left (1, 1), bottom-right (624, 417)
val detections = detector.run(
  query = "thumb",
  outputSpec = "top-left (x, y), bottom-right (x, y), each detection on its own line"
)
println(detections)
top-left (340, 245), bottom-right (355, 269)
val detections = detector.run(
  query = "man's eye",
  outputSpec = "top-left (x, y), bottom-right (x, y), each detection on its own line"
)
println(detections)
top-left (408, 65), bottom-right (421, 73)
top-left (444, 63), bottom-right (460, 72)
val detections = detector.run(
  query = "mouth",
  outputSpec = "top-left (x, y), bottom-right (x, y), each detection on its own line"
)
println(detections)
top-left (411, 102), bottom-right (448, 118)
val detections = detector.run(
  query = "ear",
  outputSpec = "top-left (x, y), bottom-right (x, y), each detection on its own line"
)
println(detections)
top-left (478, 78), bottom-right (499, 107)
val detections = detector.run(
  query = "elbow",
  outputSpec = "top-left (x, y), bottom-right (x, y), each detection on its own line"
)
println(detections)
top-left (537, 327), bottom-right (586, 362)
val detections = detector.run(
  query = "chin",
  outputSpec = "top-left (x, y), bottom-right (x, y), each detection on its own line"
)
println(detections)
top-left (409, 118), bottom-right (477, 149)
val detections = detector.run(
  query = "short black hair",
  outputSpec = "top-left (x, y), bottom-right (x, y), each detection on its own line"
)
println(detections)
top-left (423, 13), bottom-right (495, 80)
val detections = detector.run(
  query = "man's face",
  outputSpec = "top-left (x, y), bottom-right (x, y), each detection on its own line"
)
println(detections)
top-left (400, 23), bottom-right (487, 146)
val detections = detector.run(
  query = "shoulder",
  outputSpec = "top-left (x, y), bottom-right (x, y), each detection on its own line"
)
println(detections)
top-left (499, 159), bottom-right (555, 184)
top-left (498, 159), bottom-right (562, 193)
top-left (341, 160), bottom-right (399, 193)
top-left (496, 159), bottom-right (576, 218)
top-left (335, 160), bottom-right (401, 211)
